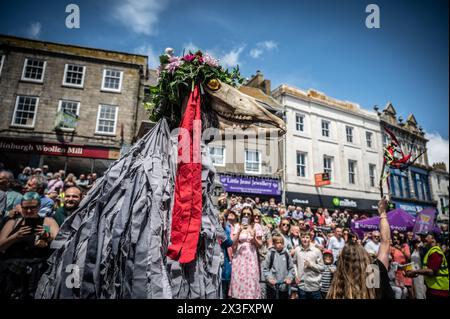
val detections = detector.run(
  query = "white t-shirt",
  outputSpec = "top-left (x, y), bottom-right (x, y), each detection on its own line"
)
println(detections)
top-left (364, 240), bottom-right (380, 256)
top-left (327, 236), bottom-right (345, 261)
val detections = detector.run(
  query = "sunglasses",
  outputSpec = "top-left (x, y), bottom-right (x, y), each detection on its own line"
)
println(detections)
top-left (242, 213), bottom-right (251, 216)
top-left (282, 223), bottom-right (290, 226)
top-left (22, 206), bottom-right (39, 211)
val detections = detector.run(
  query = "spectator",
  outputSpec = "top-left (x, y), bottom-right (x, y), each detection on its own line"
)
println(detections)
top-left (364, 230), bottom-right (381, 257)
top-left (76, 174), bottom-right (89, 189)
top-left (343, 228), bottom-right (350, 243)
top-left (315, 208), bottom-right (325, 226)
top-left (276, 217), bottom-right (292, 252)
top-left (229, 206), bottom-right (263, 299)
top-left (254, 197), bottom-right (261, 209)
top-left (47, 172), bottom-right (64, 194)
top-left (409, 239), bottom-right (426, 299)
top-left (406, 232), bottom-right (449, 299)
top-left (58, 170), bottom-right (66, 181)
top-left (390, 233), bottom-right (413, 298)
top-left (292, 206), bottom-right (303, 221)
top-left (0, 170), bottom-right (23, 214)
top-left (323, 209), bottom-right (332, 226)
top-left (219, 212), bottom-right (233, 299)
top-left (262, 235), bottom-right (295, 299)
top-left (389, 259), bottom-right (408, 299)
top-left (254, 208), bottom-right (272, 299)
top-left (288, 224), bottom-right (301, 254)
top-left (18, 175), bottom-right (55, 218)
top-left (54, 186), bottom-right (82, 226)
top-left (293, 231), bottom-right (324, 299)
top-left (327, 227), bottom-right (345, 263)
top-left (42, 165), bottom-right (49, 177)
top-left (312, 228), bottom-right (326, 250)
top-left (303, 207), bottom-right (313, 222)
top-left (0, 192), bottom-right (59, 299)
top-left (17, 167), bottom-right (32, 186)
top-left (320, 249), bottom-right (336, 298)
top-left (327, 197), bottom-right (394, 299)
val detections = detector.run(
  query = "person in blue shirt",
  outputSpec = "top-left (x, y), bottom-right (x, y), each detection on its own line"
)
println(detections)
top-left (219, 212), bottom-right (233, 299)
top-left (14, 175), bottom-right (54, 218)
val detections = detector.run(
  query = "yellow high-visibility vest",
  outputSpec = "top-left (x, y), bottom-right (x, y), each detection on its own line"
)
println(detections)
top-left (423, 245), bottom-right (449, 291)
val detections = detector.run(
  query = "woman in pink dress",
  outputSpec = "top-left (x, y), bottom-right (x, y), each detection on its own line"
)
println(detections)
top-left (229, 207), bottom-right (263, 299)
top-left (390, 234), bottom-right (413, 298)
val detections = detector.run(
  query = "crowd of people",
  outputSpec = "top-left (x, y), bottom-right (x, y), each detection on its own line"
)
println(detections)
top-left (0, 165), bottom-right (96, 299)
top-left (0, 164), bottom-right (448, 300)
top-left (217, 193), bottom-right (449, 299)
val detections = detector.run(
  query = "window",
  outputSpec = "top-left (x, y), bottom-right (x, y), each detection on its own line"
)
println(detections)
top-left (0, 55), bottom-right (5, 77)
top-left (210, 146), bottom-right (225, 166)
top-left (382, 133), bottom-right (389, 146)
top-left (245, 150), bottom-right (261, 174)
top-left (63, 64), bottom-right (86, 87)
top-left (102, 69), bottom-right (123, 92)
top-left (11, 96), bottom-right (39, 127)
top-left (21, 58), bottom-right (46, 82)
top-left (295, 113), bottom-right (304, 132)
top-left (96, 105), bottom-right (118, 135)
top-left (413, 172), bottom-right (430, 201)
top-left (390, 170), bottom-right (411, 198)
top-left (369, 164), bottom-right (376, 187)
top-left (348, 160), bottom-right (356, 184)
top-left (346, 126), bottom-right (354, 143)
top-left (323, 156), bottom-right (333, 181)
top-left (366, 131), bottom-right (373, 148)
top-left (57, 100), bottom-right (80, 130)
top-left (296, 152), bottom-right (307, 177)
top-left (321, 120), bottom-right (330, 137)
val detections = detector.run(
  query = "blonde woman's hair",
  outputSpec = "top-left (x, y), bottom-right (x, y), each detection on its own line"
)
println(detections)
top-left (327, 241), bottom-right (376, 299)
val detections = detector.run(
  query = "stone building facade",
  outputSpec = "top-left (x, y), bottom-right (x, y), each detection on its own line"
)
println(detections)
top-left (430, 162), bottom-right (449, 223)
top-left (0, 35), bottom-right (148, 175)
top-left (272, 85), bottom-right (382, 214)
top-left (376, 103), bottom-right (437, 215)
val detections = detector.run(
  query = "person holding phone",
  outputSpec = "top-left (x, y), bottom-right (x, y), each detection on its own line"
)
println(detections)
top-left (0, 192), bottom-right (59, 299)
top-left (0, 191), bottom-right (59, 256)
top-left (229, 207), bottom-right (263, 299)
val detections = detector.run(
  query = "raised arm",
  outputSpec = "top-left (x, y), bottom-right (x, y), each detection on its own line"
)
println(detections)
top-left (377, 197), bottom-right (391, 270)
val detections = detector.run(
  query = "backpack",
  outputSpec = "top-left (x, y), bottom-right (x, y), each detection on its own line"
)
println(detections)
top-left (269, 250), bottom-right (289, 270)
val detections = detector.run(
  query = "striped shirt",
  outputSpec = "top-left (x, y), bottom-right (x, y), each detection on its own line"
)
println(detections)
top-left (321, 264), bottom-right (336, 293)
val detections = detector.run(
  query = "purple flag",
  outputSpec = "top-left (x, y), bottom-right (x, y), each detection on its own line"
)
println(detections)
top-left (413, 208), bottom-right (437, 234)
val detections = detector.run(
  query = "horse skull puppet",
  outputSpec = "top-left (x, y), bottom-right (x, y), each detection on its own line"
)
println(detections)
top-left (36, 67), bottom-right (285, 298)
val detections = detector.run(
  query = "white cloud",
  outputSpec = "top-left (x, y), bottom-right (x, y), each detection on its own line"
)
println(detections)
top-left (249, 40), bottom-right (278, 59)
top-left (27, 22), bottom-right (41, 39)
top-left (260, 40), bottom-right (278, 50)
top-left (219, 47), bottom-right (245, 68)
top-left (426, 132), bottom-right (449, 171)
top-left (111, 0), bottom-right (169, 35)
top-left (249, 48), bottom-right (263, 59)
top-left (134, 45), bottom-right (159, 69)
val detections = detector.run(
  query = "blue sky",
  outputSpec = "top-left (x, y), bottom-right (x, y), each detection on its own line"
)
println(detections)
top-left (0, 0), bottom-right (448, 165)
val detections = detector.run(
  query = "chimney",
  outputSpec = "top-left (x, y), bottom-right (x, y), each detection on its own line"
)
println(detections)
top-left (246, 70), bottom-right (271, 95)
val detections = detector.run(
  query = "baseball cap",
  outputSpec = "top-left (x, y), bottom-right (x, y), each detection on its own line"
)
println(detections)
top-left (323, 249), bottom-right (333, 255)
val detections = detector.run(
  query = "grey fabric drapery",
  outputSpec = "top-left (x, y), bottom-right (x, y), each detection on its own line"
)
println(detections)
top-left (36, 118), bottom-right (224, 299)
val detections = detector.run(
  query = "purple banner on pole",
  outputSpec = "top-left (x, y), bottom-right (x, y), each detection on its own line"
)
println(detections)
top-left (219, 174), bottom-right (281, 195)
top-left (413, 208), bottom-right (437, 234)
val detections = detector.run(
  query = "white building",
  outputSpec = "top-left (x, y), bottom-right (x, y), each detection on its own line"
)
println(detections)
top-left (430, 162), bottom-right (449, 223)
top-left (272, 85), bottom-right (382, 214)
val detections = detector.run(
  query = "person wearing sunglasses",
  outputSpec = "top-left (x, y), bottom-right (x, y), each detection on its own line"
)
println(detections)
top-left (0, 192), bottom-right (59, 299)
top-left (229, 207), bottom-right (263, 299)
top-left (364, 230), bottom-right (381, 258)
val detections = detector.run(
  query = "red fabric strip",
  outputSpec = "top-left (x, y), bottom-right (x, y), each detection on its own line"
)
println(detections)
top-left (167, 85), bottom-right (203, 263)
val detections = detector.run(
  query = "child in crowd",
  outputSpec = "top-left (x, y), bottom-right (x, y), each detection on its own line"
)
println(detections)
top-left (321, 249), bottom-right (336, 298)
top-left (262, 235), bottom-right (295, 299)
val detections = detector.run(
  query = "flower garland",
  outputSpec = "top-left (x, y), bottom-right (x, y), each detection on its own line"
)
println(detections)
top-left (144, 50), bottom-right (245, 124)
